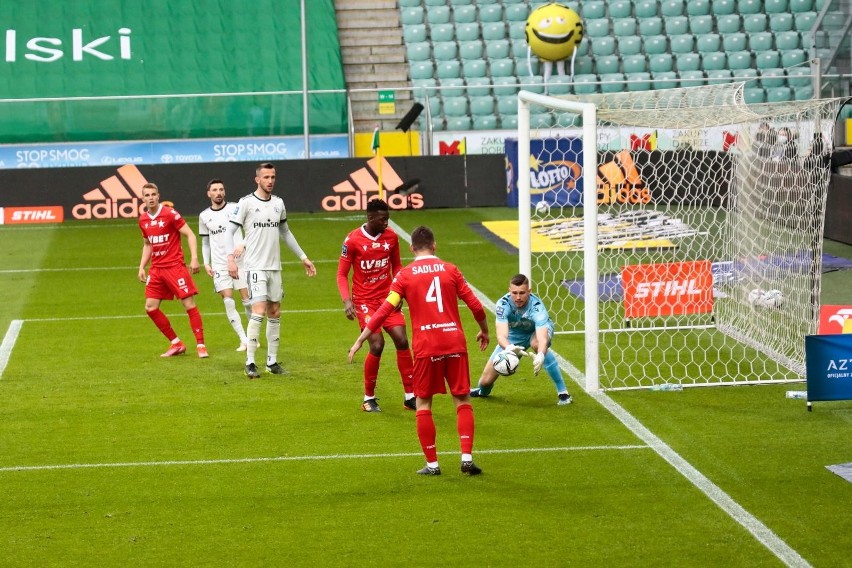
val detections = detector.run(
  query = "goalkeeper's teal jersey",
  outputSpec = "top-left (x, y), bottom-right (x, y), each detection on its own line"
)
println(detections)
top-left (229, 192), bottom-right (287, 271)
top-left (495, 292), bottom-right (554, 345)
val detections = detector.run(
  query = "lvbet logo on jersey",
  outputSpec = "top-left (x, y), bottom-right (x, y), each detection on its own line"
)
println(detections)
top-left (73, 164), bottom-right (150, 219)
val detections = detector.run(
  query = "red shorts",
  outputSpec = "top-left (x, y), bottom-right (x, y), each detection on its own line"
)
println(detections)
top-left (356, 300), bottom-right (406, 332)
top-left (146, 264), bottom-right (199, 300)
top-left (412, 352), bottom-right (470, 398)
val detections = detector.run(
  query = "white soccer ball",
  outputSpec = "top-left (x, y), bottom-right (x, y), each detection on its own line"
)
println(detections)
top-left (747, 288), bottom-right (764, 306)
top-left (492, 350), bottom-right (521, 376)
top-left (760, 289), bottom-right (784, 308)
top-left (534, 200), bottom-right (550, 216)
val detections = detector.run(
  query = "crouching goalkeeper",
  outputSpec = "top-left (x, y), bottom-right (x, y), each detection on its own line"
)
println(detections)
top-left (470, 273), bottom-right (573, 406)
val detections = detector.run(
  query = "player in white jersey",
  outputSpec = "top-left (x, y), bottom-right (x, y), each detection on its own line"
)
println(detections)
top-left (199, 179), bottom-right (250, 351)
top-left (225, 163), bottom-right (317, 379)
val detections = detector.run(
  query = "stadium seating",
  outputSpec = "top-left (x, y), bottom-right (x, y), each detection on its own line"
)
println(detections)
top-left (635, 0), bottom-right (659, 17)
top-left (639, 17), bottom-right (664, 35)
top-left (610, 0), bottom-right (634, 18)
top-left (686, 0), bottom-right (711, 15)
top-left (452, 5), bottom-right (477, 23)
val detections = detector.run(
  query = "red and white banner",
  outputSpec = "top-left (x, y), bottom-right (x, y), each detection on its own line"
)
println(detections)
top-left (0, 206), bottom-right (64, 224)
top-left (622, 260), bottom-right (714, 319)
top-left (818, 305), bottom-right (852, 334)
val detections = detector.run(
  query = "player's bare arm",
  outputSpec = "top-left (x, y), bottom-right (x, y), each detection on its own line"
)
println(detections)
top-left (138, 241), bottom-right (153, 283)
top-left (179, 224), bottom-right (200, 274)
top-left (224, 222), bottom-right (240, 279)
top-left (348, 292), bottom-right (400, 362)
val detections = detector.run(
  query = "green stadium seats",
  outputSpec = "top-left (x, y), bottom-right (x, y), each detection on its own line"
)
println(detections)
top-left (613, 18), bottom-right (638, 37)
top-left (582, 1), bottom-right (606, 19)
top-left (635, 0), bottom-right (659, 17)
top-left (504, 3), bottom-right (529, 22)
top-left (473, 115), bottom-right (498, 130)
top-left (781, 49), bottom-right (807, 67)
top-left (399, 0), bottom-right (421, 6)
top-left (427, 96), bottom-right (442, 116)
top-left (436, 60), bottom-right (461, 79)
top-left (749, 32), bottom-right (775, 51)
top-left (744, 87), bottom-right (766, 103)
top-left (737, 0), bottom-right (763, 14)
top-left (794, 85), bottom-right (814, 100)
top-left (500, 115), bottom-right (519, 129)
top-left (594, 55), bottom-right (621, 74)
top-left (403, 24), bottom-right (428, 43)
top-left (511, 38), bottom-right (531, 58)
top-left (493, 76), bottom-right (518, 97)
top-left (679, 70), bottom-right (706, 87)
top-left (651, 71), bottom-right (679, 89)
top-left (690, 16), bottom-right (714, 34)
top-left (478, 4), bottom-right (503, 23)
top-left (489, 58), bottom-right (515, 78)
top-left (764, 0), bottom-right (789, 13)
top-left (795, 12), bottom-right (817, 33)
top-left (787, 65), bottom-right (813, 87)
top-left (450, 0), bottom-right (474, 6)
top-left (485, 39), bottom-right (510, 60)
top-left (591, 36), bottom-right (616, 56)
top-left (639, 17), bottom-right (664, 35)
top-left (446, 116), bottom-right (472, 130)
top-left (789, 0), bottom-right (814, 11)
top-left (575, 39), bottom-right (590, 57)
top-left (430, 23), bottom-right (455, 42)
top-left (664, 16), bottom-right (689, 35)
top-left (717, 15), bottom-right (742, 34)
top-left (455, 22), bottom-right (481, 41)
top-left (769, 13), bottom-right (794, 33)
top-left (432, 41), bottom-right (458, 61)
top-left (617, 36), bottom-right (643, 56)
top-left (469, 95), bottom-right (495, 116)
top-left (406, 42), bottom-right (431, 62)
top-left (609, 1), bottom-right (633, 18)
top-left (573, 57), bottom-right (594, 75)
top-left (547, 75), bottom-right (574, 95)
top-left (426, 6), bottom-right (451, 25)
top-left (649, 53), bottom-right (674, 72)
top-left (675, 53), bottom-right (701, 71)
top-left (425, 0), bottom-right (449, 6)
top-left (573, 74), bottom-right (600, 94)
top-left (756, 51), bottom-right (781, 69)
top-left (712, 0), bottom-right (737, 14)
top-left (466, 76), bottom-right (492, 96)
top-left (626, 72), bottom-right (653, 91)
top-left (401, 7), bottom-right (425, 26)
top-left (497, 94), bottom-right (518, 116)
top-left (697, 34), bottom-right (721, 52)
top-left (743, 14), bottom-right (768, 33)
top-left (482, 22), bottom-right (507, 40)
top-left (727, 51), bottom-right (754, 70)
top-left (759, 68), bottom-right (786, 88)
top-left (461, 59), bottom-right (488, 78)
top-left (531, 112), bottom-right (554, 128)
top-left (439, 78), bottom-right (466, 97)
top-left (586, 19), bottom-right (611, 38)
top-left (519, 57), bottom-right (540, 76)
top-left (766, 86), bottom-right (793, 102)
top-left (669, 34), bottom-right (695, 54)
top-left (452, 5), bottom-right (478, 23)
top-left (459, 39), bottom-right (484, 60)
top-left (723, 33), bottom-right (748, 51)
top-left (508, 20), bottom-right (526, 40)
top-left (643, 35), bottom-right (669, 54)
top-left (687, 0), bottom-right (711, 15)
top-left (660, 0), bottom-right (685, 17)
top-left (706, 69), bottom-right (733, 84)
top-left (410, 61), bottom-right (435, 80)
top-left (600, 73), bottom-right (627, 93)
top-left (520, 76), bottom-right (546, 95)
top-left (442, 96), bottom-right (468, 117)
top-left (702, 52), bottom-right (727, 71)
top-left (623, 54), bottom-right (649, 73)
top-left (774, 31), bottom-right (802, 50)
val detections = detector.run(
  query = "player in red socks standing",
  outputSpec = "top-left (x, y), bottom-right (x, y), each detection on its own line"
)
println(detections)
top-left (137, 182), bottom-right (207, 358)
top-left (349, 226), bottom-right (490, 475)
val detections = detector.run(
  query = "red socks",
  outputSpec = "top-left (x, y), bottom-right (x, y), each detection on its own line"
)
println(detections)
top-left (147, 308), bottom-right (177, 341)
top-left (186, 306), bottom-right (204, 344)
top-left (456, 403), bottom-right (475, 455)
top-left (364, 353), bottom-right (380, 398)
top-left (416, 410), bottom-right (438, 463)
top-left (396, 349), bottom-right (414, 393)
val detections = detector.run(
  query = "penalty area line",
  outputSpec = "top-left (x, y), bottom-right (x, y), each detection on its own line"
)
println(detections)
top-left (0, 320), bottom-right (23, 380)
top-left (0, 445), bottom-right (649, 473)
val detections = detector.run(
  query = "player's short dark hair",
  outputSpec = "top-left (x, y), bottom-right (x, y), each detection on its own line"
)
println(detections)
top-left (410, 226), bottom-right (435, 251)
top-left (510, 273), bottom-right (529, 287)
top-left (256, 162), bottom-right (275, 175)
top-left (206, 178), bottom-right (224, 190)
top-left (366, 198), bottom-right (389, 213)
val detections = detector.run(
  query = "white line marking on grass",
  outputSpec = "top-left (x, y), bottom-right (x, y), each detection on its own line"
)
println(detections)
top-left (0, 320), bottom-right (22, 379)
top-left (388, 219), bottom-right (810, 568)
top-left (0, 259), bottom-right (342, 275)
top-left (21, 308), bottom-right (341, 323)
top-left (0, 445), bottom-right (648, 473)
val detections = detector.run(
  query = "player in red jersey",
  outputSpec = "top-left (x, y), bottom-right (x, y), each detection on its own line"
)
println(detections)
top-left (349, 226), bottom-right (490, 476)
top-left (337, 199), bottom-right (415, 413)
top-left (137, 183), bottom-right (208, 358)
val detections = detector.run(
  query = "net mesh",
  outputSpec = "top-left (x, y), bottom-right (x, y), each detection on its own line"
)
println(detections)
top-left (522, 83), bottom-right (845, 390)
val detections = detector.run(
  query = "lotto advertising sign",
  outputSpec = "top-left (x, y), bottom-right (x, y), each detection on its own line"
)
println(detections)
top-left (505, 138), bottom-right (584, 207)
top-left (622, 260), bottom-right (714, 319)
top-left (805, 334), bottom-right (852, 403)
top-left (818, 305), bottom-right (852, 334)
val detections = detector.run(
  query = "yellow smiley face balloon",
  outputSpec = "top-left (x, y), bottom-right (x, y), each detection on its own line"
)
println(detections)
top-left (525, 3), bottom-right (584, 62)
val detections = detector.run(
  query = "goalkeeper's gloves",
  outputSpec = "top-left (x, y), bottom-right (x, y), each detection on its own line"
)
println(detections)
top-left (504, 344), bottom-right (526, 357)
top-left (533, 352), bottom-right (545, 376)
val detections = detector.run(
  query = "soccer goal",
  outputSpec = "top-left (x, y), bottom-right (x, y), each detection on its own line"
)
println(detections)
top-left (516, 84), bottom-right (844, 392)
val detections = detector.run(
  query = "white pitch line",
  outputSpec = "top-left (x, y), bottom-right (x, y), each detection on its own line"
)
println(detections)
top-left (0, 259), bottom-right (342, 275)
top-left (22, 308), bottom-right (341, 323)
top-left (0, 445), bottom-right (649, 473)
top-left (388, 219), bottom-right (809, 568)
top-left (0, 320), bottom-right (22, 379)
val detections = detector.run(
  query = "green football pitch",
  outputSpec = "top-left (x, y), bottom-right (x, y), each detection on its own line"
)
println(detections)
top-left (1, 207), bottom-right (850, 567)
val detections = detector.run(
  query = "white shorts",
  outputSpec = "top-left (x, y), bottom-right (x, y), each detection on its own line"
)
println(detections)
top-left (212, 268), bottom-right (247, 294)
top-left (245, 269), bottom-right (283, 304)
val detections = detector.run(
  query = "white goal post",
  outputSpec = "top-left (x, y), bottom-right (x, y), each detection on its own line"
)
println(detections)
top-left (516, 84), bottom-right (844, 392)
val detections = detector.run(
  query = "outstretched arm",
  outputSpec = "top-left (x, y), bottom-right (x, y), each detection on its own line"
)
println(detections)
top-left (349, 292), bottom-right (401, 362)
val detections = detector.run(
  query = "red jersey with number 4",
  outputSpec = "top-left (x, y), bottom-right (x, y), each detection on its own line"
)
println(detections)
top-left (139, 205), bottom-right (188, 268)
top-left (389, 255), bottom-right (483, 358)
top-left (337, 225), bottom-right (402, 304)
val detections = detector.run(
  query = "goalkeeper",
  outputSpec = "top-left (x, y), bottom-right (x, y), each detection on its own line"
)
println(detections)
top-left (470, 274), bottom-right (572, 406)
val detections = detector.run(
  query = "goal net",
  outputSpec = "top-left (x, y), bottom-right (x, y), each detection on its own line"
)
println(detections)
top-left (515, 83), bottom-right (844, 391)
